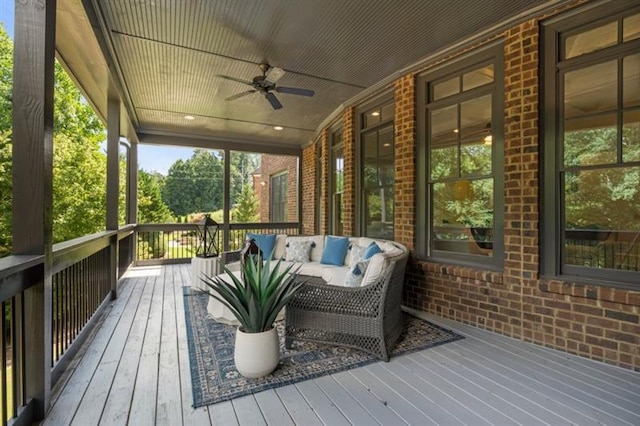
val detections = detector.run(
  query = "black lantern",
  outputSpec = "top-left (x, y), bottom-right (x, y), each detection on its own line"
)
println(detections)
top-left (195, 214), bottom-right (220, 258)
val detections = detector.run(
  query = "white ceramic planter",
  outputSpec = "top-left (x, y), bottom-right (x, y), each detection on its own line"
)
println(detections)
top-left (234, 327), bottom-right (280, 378)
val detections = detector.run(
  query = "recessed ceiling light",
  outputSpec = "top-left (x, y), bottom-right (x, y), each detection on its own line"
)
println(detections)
top-left (184, 115), bottom-right (195, 120)
top-left (371, 111), bottom-right (380, 116)
top-left (274, 126), bottom-right (284, 131)
top-left (453, 129), bottom-right (459, 133)
top-left (383, 143), bottom-right (391, 147)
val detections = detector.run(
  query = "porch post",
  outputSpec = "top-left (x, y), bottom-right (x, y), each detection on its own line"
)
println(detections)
top-left (106, 98), bottom-right (120, 298)
top-left (223, 148), bottom-right (231, 251)
top-left (12, 0), bottom-right (57, 418)
top-left (128, 140), bottom-right (138, 225)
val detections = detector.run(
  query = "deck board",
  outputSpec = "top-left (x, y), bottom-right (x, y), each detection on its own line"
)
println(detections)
top-left (46, 264), bottom-right (640, 425)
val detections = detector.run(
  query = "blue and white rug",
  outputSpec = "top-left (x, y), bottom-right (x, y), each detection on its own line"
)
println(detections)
top-left (183, 287), bottom-right (464, 407)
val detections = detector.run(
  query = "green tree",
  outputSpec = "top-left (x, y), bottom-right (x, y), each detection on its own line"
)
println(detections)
top-left (233, 184), bottom-right (259, 223)
top-left (564, 125), bottom-right (640, 230)
top-left (0, 22), bottom-right (108, 256)
top-left (162, 149), bottom-right (224, 216)
top-left (230, 152), bottom-right (260, 204)
top-left (52, 133), bottom-right (107, 242)
top-left (0, 25), bottom-right (13, 256)
top-left (138, 169), bottom-right (173, 223)
top-left (0, 130), bottom-right (11, 256)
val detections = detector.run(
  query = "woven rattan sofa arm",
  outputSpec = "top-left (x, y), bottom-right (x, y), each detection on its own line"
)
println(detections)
top-left (290, 267), bottom-right (393, 317)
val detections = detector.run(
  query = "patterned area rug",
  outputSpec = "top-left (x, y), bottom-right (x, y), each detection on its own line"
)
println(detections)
top-left (183, 287), bottom-right (464, 407)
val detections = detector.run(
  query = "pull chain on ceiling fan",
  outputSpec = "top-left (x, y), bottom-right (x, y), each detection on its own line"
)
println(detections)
top-left (217, 63), bottom-right (315, 110)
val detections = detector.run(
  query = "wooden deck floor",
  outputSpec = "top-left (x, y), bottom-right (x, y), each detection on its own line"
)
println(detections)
top-left (43, 264), bottom-right (640, 425)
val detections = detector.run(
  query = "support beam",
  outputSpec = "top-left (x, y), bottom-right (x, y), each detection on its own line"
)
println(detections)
top-left (106, 98), bottom-right (120, 298)
top-left (128, 141), bottom-right (138, 225)
top-left (12, 0), bottom-right (57, 418)
top-left (223, 149), bottom-right (231, 251)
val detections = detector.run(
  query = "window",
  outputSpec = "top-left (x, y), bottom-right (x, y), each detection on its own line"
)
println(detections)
top-left (543, 3), bottom-right (640, 285)
top-left (270, 172), bottom-right (287, 222)
top-left (358, 98), bottom-right (394, 239)
top-left (417, 45), bottom-right (504, 267)
top-left (329, 126), bottom-right (344, 235)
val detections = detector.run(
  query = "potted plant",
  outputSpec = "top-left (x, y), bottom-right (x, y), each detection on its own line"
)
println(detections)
top-left (201, 252), bottom-right (303, 378)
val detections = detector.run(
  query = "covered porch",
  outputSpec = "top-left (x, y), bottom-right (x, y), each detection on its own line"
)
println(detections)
top-left (1, 0), bottom-right (639, 424)
top-left (45, 264), bottom-right (640, 425)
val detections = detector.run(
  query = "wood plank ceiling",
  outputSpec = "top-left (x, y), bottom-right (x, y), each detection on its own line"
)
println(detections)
top-left (69, 0), bottom-right (549, 149)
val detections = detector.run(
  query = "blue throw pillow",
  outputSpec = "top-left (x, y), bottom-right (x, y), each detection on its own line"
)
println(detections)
top-left (362, 241), bottom-right (382, 260)
top-left (246, 233), bottom-right (277, 259)
top-left (320, 235), bottom-right (350, 266)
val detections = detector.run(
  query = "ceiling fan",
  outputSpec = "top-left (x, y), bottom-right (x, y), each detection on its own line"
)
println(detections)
top-left (217, 63), bottom-right (315, 110)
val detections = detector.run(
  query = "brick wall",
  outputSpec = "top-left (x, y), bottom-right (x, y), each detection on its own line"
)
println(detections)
top-left (394, 74), bottom-right (416, 252)
top-left (342, 107), bottom-right (356, 236)
top-left (257, 154), bottom-right (298, 223)
top-left (320, 129), bottom-right (329, 235)
top-left (300, 2), bottom-right (639, 370)
top-left (301, 143), bottom-right (316, 234)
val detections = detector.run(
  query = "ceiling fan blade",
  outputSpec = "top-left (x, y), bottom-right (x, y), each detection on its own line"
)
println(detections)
top-left (265, 92), bottom-right (283, 110)
top-left (265, 66), bottom-right (285, 84)
top-left (216, 74), bottom-right (253, 86)
top-left (225, 90), bottom-right (256, 101)
top-left (275, 86), bottom-right (315, 97)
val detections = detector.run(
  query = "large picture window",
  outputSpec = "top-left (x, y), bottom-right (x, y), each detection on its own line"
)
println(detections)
top-left (417, 45), bottom-right (503, 267)
top-left (358, 99), bottom-right (394, 239)
top-left (543, 4), bottom-right (640, 285)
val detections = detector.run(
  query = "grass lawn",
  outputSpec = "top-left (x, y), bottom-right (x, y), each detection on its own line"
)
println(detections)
top-left (1, 365), bottom-right (13, 421)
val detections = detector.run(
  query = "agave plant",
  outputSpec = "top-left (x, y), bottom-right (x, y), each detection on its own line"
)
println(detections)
top-left (201, 254), bottom-right (303, 333)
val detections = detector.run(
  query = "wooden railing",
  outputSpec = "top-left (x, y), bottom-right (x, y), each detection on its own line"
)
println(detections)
top-left (0, 221), bottom-right (299, 424)
top-left (0, 254), bottom-right (42, 426)
top-left (135, 222), bottom-right (300, 265)
top-left (0, 225), bottom-right (135, 426)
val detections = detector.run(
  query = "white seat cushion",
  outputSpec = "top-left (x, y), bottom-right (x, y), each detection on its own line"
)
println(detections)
top-left (321, 266), bottom-right (350, 286)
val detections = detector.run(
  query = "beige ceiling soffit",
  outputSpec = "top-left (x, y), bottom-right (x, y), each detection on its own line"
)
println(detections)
top-left (138, 132), bottom-right (301, 156)
top-left (314, 0), bottom-right (573, 139)
top-left (55, 51), bottom-right (105, 122)
top-left (84, 0), bottom-right (139, 128)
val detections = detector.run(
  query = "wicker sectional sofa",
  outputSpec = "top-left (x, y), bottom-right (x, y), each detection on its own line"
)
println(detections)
top-left (223, 234), bottom-right (409, 361)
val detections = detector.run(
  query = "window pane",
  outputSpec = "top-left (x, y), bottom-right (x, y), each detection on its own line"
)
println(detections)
top-left (333, 147), bottom-right (344, 192)
top-left (333, 193), bottom-right (343, 235)
top-left (431, 104), bottom-right (458, 146)
top-left (432, 179), bottom-right (493, 256)
top-left (463, 65), bottom-right (494, 91)
top-left (379, 126), bottom-right (394, 159)
top-left (381, 103), bottom-right (394, 122)
top-left (433, 77), bottom-right (459, 100)
top-left (564, 167), bottom-right (640, 271)
top-left (461, 139), bottom-right (492, 176)
top-left (364, 188), bottom-right (394, 239)
top-left (564, 61), bottom-right (617, 119)
top-left (623, 54), bottom-right (640, 108)
top-left (623, 13), bottom-right (640, 41)
top-left (363, 131), bottom-right (378, 160)
top-left (564, 114), bottom-right (617, 167)
top-left (332, 130), bottom-right (342, 147)
top-left (460, 95), bottom-right (491, 139)
top-left (364, 109), bottom-right (381, 128)
top-left (564, 21), bottom-right (617, 59)
top-left (623, 110), bottom-right (640, 162)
